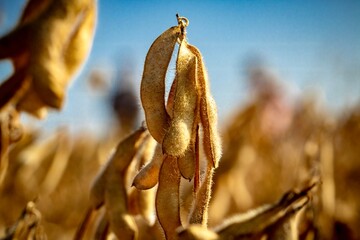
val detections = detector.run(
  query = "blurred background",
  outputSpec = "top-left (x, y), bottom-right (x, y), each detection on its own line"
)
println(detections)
top-left (0, 1), bottom-right (360, 239)
top-left (0, 0), bottom-right (359, 135)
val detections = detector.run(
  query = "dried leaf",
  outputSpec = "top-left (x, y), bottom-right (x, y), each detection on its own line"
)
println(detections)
top-left (214, 183), bottom-right (316, 238)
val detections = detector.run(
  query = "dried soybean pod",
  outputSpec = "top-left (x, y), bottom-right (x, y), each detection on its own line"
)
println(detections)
top-left (137, 187), bottom-right (157, 225)
top-left (187, 44), bottom-right (222, 168)
top-left (73, 207), bottom-right (93, 240)
top-left (189, 164), bottom-right (214, 226)
top-left (140, 26), bottom-right (180, 143)
top-left (177, 106), bottom-right (200, 181)
top-left (30, 1), bottom-right (96, 112)
top-left (156, 156), bottom-right (182, 240)
top-left (132, 143), bottom-right (164, 190)
top-left (89, 162), bottom-right (109, 209)
top-left (89, 127), bottom-right (147, 209)
top-left (178, 225), bottom-right (219, 240)
top-left (94, 211), bottom-right (109, 240)
top-left (162, 42), bottom-right (198, 157)
top-left (111, 127), bottom-right (148, 173)
top-left (105, 169), bottom-right (137, 240)
top-left (166, 77), bottom-right (177, 118)
top-left (267, 210), bottom-right (300, 240)
top-left (134, 136), bottom-right (157, 224)
top-left (64, 0), bottom-right (97, 76)
top-left (0, 0), bottom-right (96, 110)
top-left (177, 147), bottom-right (195, 180)
top-left (179, 118), bottom-right (200, 182)
top-left (137, 134), bottom-right (157, 167)
top-left (28, 0), bottom-right (95, 109)
top-left (105, 134), bottom-right (146, 240)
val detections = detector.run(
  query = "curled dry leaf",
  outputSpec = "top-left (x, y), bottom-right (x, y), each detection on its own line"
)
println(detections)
top-left (214, 183), bottom-right (316, 239)
top-left (162, 42), bottom-right (198, 157)
top-left (141, 26), bottom-right (181, 143)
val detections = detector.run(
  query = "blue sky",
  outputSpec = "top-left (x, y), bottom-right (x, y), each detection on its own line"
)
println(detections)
top-left (0, 0), bottom-right (359, 134)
